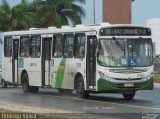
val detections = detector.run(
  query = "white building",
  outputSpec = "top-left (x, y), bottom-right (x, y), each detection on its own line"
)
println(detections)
top-left (146, 18), bottom-right (160, 56)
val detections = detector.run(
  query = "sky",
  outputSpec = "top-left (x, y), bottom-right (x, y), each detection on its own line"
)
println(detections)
top-left (0, 0), bottom-right (160, 62)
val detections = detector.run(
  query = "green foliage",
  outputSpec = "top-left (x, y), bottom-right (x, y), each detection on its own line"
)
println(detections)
top-left (0, 0), bottom-right (86, 31)
top-left (0, 0), bottom-right (15, 31)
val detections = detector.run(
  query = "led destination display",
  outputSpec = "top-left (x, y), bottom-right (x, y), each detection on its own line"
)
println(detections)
top-left (100, 27), bottom-right (151, 36)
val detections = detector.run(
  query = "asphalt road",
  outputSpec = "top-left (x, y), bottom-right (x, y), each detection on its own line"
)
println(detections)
top-left (0, 86), bottom-right (159, 119)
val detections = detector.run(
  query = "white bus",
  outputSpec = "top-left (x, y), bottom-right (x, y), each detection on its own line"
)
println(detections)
top-left (2, 23), bottom-right (154, 99)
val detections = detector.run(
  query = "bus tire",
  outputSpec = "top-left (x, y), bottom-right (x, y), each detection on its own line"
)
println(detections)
top-left (21, 73), bottom-right (31, 93)
top-left (30, 86), bottom-right (39, 93)
top-left (76, 76), bottom-right (90, 98)
top-left (1, 79), bottom-right (7, 88)
top-left (14, 84), bottom-right (18, 88)
top-left (122, 92), bottom-right (135, 100)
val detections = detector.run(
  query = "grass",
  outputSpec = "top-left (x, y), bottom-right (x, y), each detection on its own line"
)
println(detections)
top-left (154, 73), bottom-right (160, 83)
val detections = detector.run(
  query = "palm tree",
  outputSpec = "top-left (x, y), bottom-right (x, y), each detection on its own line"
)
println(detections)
top-left (12, 0), bottom-right (34, 30)
top-left (0, 0), bottom-right (86, 30)
top-left (0, 0), bottom-right (17, 31)
top-left (31, 0), bottom-right (86, 27)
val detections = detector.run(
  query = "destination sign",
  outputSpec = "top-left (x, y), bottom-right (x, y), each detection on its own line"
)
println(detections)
top-left (100, 27), bottom-right (151, 36)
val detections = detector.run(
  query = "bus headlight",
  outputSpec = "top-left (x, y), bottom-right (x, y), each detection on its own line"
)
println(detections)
top-left (144, 73), bottom-right (153, 81)
top-left (98, 71), bottom-right (113, 81)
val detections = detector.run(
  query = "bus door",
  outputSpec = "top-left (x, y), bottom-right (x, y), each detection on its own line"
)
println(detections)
top-left (12, 38), bottom-right (19, 83)
top-left (86, 35), bottom-right (97, 90)
top-left (3, 37), bottom-right (13, 83)
top-left (42, 36), bottom-right (52, 86)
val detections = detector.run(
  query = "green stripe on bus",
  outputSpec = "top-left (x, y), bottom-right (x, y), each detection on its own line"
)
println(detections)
top-left (98, 78), bottom-right (154, 91)
top-left (55, 58), bottom-right (66, 88)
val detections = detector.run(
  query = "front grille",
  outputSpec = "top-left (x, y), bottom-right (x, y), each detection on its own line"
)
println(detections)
top-left (109, 69), bottom-right (147, 74)
top-left (114, 78), bottom-right (142, 81)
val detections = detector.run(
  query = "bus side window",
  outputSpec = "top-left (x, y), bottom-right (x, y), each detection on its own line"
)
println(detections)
top-left (64, 34), bottom-right (74, 58)
top-left (20, 36), bottom-right (30, 57)
top-left (74, 33), bottom-right (85, 58)
top-left (30, 36), bottom-right (41, 57)
top-left (52, 34), bottom-right (63, 57)
top-left (4, 37), bottom-right (12, 57)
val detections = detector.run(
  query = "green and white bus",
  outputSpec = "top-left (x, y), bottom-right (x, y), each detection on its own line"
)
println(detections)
top-left (2, 23), bottom-right (154, 99)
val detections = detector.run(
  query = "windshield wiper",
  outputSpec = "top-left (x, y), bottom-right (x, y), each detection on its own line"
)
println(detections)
top-left (113, 37), bottom-right (124, 51)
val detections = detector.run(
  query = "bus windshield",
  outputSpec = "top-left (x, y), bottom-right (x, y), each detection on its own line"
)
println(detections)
top-left (98, 38), bottom-right (153, 67)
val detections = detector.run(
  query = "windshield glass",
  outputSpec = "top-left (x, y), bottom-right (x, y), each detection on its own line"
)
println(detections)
top-left (98, 38), bottom-right (152, 67)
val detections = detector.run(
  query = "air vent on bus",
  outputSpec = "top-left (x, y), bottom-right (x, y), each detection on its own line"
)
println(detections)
top-left (48, 26), bottom-right (57, 29)
top-left (61, 25), bottom-right (72, 29)
top-left (76, 24), bottom-right (86, 27)
top-left (100, 22), bottom-right (110, 26)
top-left (29, 28), bottom-right (47, 30)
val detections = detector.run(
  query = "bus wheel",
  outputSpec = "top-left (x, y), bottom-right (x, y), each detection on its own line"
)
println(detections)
top-left (76, 76), bottom-right (90, 98)
top-left (1, 79), bottom-right (7, 88)
top-left (122, 92), bottom-right (135, 100)
top-left (21, 73), bottom-right (30, 93)
top-left (14, 84), bottom-right (18, 88)
top-left (30, 86), bottom-right (39, 93)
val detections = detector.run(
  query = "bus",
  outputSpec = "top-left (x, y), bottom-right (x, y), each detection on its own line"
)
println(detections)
top-left (2, 23), bottom-right (154, 99)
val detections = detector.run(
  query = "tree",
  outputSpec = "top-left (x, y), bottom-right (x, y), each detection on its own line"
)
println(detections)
top-left (12, 0), bottom-right (34, 30)
top-left (0, 0), bottom-right (86, 31)
top-left (0, 0), bottom-right (16, 31)
top-left (31, 0), bottom-right (86, 27)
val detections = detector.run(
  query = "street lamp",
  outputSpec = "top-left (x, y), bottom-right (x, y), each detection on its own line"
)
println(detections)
top-left (93, 0), bottom-right (95, 24)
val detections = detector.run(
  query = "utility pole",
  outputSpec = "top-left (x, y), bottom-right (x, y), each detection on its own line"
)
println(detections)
top-left (93, 0), bottom-right (95, 24)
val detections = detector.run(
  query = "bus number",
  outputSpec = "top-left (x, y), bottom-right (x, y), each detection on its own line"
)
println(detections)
top-left (137, 74), bottom-right (145, 78)
top-left (76, 63), bottom-right (81, 68)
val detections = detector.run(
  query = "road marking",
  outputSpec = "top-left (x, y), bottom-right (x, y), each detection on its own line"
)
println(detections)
top-left (86, 99), bottom-right (160, 110)
top-left (0, 89), bottom-right (160, 111)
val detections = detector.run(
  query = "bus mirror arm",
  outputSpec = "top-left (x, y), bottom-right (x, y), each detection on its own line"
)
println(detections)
top-left (97, 40), bottom-right (101, 50)
top-left (96, 48), bottom-right (99, 57)
top-left (95, 39), bottom-right (100, 57)
top-left (94, 39), bottom-right (98, 48)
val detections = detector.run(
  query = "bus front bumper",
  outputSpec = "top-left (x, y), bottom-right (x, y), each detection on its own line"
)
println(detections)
top-left (97, 78), bottom-right (154, 92)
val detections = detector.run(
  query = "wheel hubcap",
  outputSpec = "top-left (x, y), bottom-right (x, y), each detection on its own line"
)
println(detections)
top-left (77, 82), bottom-right (83, 94)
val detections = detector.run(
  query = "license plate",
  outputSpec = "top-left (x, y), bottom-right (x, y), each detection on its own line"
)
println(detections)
top-left (124, 83), bottom-right (134, 87)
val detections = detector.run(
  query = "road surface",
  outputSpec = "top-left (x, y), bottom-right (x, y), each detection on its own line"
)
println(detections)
top-left (0, 86), bottom-right (159, 119)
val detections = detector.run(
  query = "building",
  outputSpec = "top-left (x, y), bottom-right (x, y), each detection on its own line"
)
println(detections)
top-left (103, 0), bottom-right (132, 24)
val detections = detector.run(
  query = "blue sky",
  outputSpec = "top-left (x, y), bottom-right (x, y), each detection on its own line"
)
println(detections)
top-left (132, 0), bottom-right (160, 25)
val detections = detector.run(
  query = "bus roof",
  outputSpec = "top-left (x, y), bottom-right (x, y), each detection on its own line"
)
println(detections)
top-left (4, 23), bottom-right (150, 36)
